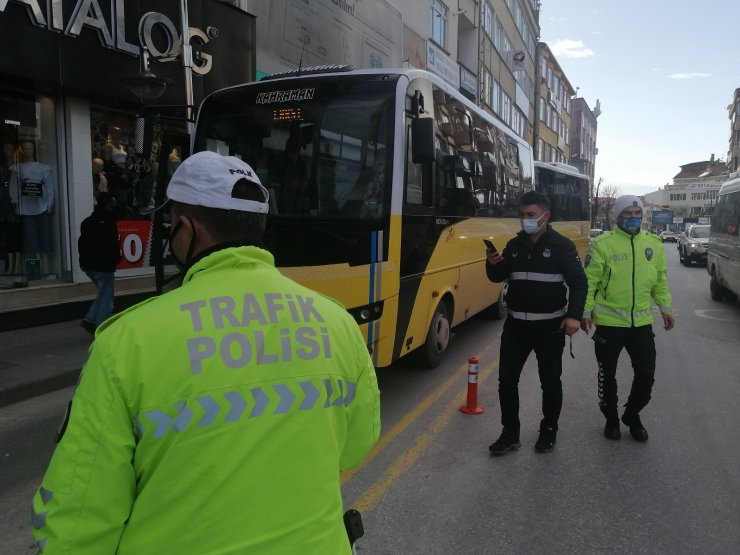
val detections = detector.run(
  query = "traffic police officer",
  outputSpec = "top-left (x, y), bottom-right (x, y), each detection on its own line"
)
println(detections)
top-left (581, 195), bottom-right (674, 442)
top-left (32, 152), bottom-right (381, 554)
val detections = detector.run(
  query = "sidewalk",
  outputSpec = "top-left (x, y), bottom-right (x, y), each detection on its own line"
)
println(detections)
top-left (0, 320), bottom-right (92, 407)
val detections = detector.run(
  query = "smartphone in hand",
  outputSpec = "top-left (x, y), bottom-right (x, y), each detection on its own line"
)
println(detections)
top-left (483, 239), bottom-right (497, 252)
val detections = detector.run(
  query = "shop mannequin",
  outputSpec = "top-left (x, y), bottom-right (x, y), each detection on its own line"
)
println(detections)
top-left (21, 141), bottom-right (36, 162)
top-left (1, 143), bottom-right (22, 274)
top-left (92, 156), bottom-right (107, 198)
top-left (9, 145), bottom-right (56, 276)
top-left (168, 146), bottom-right (181, 173)
top-left (104, 126), bottom-right (130, 213)
top-left (104, 127), bottom-right (128, 167)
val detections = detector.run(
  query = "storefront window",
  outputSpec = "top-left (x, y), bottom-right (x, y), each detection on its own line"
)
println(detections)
top-left (91, 109), bottom-right (159, 217)
top-left (89, 108), bottom-right (184, 276)
top-left (1, 91), bottom-right (60, 288)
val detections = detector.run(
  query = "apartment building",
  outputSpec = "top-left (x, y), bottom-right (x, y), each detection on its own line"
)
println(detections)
top-left (533, 42), bottom-right (575, 165)
top-left (569, 97), bottom-right (599, 184)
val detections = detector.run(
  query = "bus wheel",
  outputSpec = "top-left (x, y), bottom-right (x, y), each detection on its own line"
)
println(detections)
top-left (710, 272), bottom-right (724, 301)
top-left (415, 300), bottom-right (451, 369)
top-left (709, 267), bottom-right (726, 301)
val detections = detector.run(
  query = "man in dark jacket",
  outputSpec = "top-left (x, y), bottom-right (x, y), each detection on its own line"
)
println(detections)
top-left (486, 191), bottom-right (587, 455)
top-left (78, 192), bottom-right (121, 334)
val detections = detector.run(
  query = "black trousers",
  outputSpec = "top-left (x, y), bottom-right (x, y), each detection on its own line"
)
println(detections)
top-left (498, 316), bottom-right (565, 434)
top-left (592, 325), bottom-right (656, 421)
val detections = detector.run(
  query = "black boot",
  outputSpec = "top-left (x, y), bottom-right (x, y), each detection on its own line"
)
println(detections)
top-left (621, 412), bottom-right (648, 442)
top-left (604, 419), bottom-right (621, 440)
top-left (489, 428), bottom-right (521, 456)
top-left (534, 426), bottom-right (557, 453)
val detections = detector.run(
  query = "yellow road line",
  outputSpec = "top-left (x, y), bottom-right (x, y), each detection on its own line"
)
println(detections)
top-left (341, 345), bottom-right (498, 486)
top-left (349, 358), bottom-right (498, 512)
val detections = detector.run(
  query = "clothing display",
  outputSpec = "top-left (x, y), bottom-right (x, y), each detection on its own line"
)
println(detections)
top-left (8, 161), bottom-right (55, 216)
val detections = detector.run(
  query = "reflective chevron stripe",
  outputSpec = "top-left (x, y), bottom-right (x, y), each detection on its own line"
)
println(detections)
top-left (173, 402), bottom-right (193, 432)
top-left (39, 487), bottom-right (53, 505)
top-left (273, 384), bottom-right (295, 414)
top-left (197, 396), bottom-right (220, 426)
top-left (249, 387), bottom-right (269, 418)
top-left (224, 391), bottom-right (246, 422)
top-left (298, 380), bottom-right (320, 410)
top-left (31, 511), bottom-right (47, 529)
top-left (139, 379), bottom-right (357, 440)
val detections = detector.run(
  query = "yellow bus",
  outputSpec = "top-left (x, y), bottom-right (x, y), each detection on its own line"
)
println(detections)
top-left (166, 66), bottom-right (586, 368)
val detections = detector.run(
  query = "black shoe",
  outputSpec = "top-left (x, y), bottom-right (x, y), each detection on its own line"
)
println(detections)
top-left (534, 426), bottom-right (557, 453)
top-left (489, 429), bottom-right (521, 456)
top-left (80, 320), bottom-right (96, 335)
top-left (621, 413), bottom-right (648, 442)
top-left (604, 419), bottom-right (621, 440)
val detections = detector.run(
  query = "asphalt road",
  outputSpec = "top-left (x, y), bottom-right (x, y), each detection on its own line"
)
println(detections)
top-left (1, 244), bottom-right (738, 554)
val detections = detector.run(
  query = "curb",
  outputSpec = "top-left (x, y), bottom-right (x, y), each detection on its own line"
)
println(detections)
top-left (0, 367), bottom-right (81, 408)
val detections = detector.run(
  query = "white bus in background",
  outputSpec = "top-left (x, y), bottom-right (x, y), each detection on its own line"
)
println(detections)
top-left (708, 172), bottom-right (740, 302)
top-left (533, 161), bottom-right (591, 258)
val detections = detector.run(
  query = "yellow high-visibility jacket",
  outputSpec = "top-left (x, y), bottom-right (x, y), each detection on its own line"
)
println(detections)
top-left (32, 246), bottom-right (380, 554)
top-left (584, 228), bottom-right (673, 327)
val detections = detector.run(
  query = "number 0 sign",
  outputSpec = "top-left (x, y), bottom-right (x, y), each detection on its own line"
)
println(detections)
top-left (116, 220), bottom-right (153, 269)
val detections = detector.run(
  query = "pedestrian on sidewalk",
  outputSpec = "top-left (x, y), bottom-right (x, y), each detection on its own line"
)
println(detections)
top-left (486, 191), bottom-right (587, 456)
top-left (78, 192), bottom-right (121, 334)
top-left (580, 195), bottom-right (674, 442)
top-left (32, 152), bottom-right (380, 554)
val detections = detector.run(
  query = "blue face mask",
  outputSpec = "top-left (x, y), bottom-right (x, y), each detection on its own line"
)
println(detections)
top-left (618, 217), bottom-right (642, 235)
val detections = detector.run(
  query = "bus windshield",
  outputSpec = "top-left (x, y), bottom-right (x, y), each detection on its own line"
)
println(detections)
top-left (194, 75), bottom-right (398, 267)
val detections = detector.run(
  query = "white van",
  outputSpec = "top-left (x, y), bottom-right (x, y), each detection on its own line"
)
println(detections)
top-left (707, 174), bottom-right (740, 302)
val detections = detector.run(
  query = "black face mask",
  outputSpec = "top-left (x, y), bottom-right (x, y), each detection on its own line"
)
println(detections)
top-left (169, 218), bottom-right (198, 273)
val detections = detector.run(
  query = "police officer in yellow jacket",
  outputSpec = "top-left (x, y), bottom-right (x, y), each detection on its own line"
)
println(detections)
top-left (581, 195), bottom-right (674, 442)
top-left (31, 152), bottom-right (381, 554)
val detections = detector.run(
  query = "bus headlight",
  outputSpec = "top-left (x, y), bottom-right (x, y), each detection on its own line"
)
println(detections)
top-left (347, 301), bottom-right (384, 324)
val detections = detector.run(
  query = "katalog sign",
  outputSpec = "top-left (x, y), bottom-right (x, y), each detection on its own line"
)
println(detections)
top-left (117, 220), bottom-right (153, 269)
top-left (0, 1), bottom-right (255, 105)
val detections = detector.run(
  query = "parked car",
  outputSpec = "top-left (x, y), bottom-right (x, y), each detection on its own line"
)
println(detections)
top-left (660, 230), bottom-right (677, 242)
top-left (678, 224), bottom-right (710, 265)
top-left (708, 174), bottom-right (740, 302)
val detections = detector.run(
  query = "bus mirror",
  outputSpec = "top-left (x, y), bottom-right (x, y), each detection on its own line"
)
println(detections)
top-left (411, 118), bottom-right (435, 164)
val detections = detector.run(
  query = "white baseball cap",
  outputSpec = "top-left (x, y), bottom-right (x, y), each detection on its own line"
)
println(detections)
top-left (143, 151), bottom-right (269, 214)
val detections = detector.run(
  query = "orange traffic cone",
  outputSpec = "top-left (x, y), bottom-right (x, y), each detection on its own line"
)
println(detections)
top-left (459, 356), bottom-right (484, 415)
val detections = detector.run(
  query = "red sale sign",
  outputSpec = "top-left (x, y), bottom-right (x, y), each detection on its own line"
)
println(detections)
top-left (116, 220), bottom-right (153, 269)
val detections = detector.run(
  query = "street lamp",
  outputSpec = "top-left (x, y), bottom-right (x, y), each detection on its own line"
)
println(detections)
top-left (121, 0), bottom-right (195, 140)
top-left (121, 47), bottom-right (174, 102)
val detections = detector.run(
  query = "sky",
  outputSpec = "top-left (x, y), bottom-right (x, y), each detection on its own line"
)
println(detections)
top-left (540, 0), bottom-right (740, 196)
